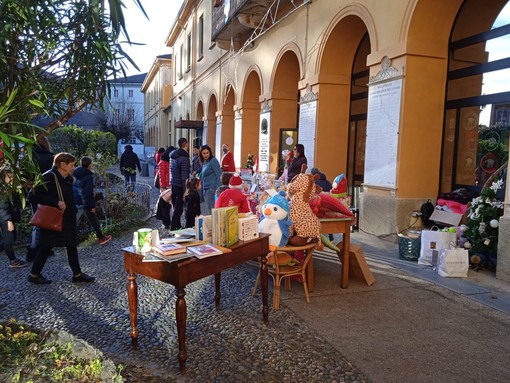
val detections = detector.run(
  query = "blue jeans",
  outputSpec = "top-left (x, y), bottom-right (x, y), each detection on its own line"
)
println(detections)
top-left (203, 188), bottom-right (216, 215)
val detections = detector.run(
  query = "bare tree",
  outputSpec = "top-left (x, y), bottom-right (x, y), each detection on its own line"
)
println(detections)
top-left (94, 98), bottom-right (144, 142)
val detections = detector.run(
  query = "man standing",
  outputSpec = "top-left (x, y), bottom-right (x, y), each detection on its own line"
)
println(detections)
top-left (191, 144), bottom-right (201, 176)
top-left (170, 138), bottom-right (190, 230)
top-left (220, 144), bottom-right (236, 173)
top-left (119, 145), bottom-right (141, 190)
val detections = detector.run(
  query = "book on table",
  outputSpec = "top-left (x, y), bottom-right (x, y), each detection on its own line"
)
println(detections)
top-left (187, 244), bottom-right (225, 259)
top-left (146, 251), bottom-right (192, 263)
top-left (211, 206), bottom-right (239, 247)
top-left (152, 242), bottom-right (187, 256)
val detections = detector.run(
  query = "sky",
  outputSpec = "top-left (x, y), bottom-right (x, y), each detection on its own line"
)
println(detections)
top-left (121, 0), bottom-right (184, 76)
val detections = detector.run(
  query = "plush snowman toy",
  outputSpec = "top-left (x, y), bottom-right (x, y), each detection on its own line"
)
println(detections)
top-left (258, 191), bottom-right (292, 250)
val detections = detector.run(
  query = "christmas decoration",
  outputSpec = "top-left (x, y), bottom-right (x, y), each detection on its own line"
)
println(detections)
top-left (245, 152), bottom-right (254, 170)
top-left (463, 180), bottom-right (504, 256)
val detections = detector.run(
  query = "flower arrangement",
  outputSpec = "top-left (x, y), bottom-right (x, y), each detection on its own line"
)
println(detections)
top-left (463, 180), bottom-right (504, 257)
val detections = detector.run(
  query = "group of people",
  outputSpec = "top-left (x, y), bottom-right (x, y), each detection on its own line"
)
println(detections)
top-left (1, 135), bottom-right (112, 285)
top-left (154, 140), bottom-right (255, 231)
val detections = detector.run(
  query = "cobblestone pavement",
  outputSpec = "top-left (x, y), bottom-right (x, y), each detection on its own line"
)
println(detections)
top-left (0, 178), bottom-right (369, 383)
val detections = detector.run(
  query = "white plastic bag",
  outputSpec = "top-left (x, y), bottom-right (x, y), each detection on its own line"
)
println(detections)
top-left (437, 248), bottom-right (469, 277)
top-left (418, 229), bottom-right (456, 266)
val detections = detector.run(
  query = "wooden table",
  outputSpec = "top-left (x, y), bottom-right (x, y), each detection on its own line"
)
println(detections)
top-left (319, 218), bottom-right (354, 289)
top-left (123, 234), bottom-right (270, 373)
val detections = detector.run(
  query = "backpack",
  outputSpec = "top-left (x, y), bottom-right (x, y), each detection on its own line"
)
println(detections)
top-left (420, 199), bottom-right (435, 227)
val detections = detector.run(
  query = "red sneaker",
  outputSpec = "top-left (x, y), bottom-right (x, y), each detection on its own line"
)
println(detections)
top-left (98, 235), bottom-right (112, 245)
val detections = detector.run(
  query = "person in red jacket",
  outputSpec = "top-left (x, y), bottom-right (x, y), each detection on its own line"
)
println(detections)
top-left (215, 173), bottom-right (250, 213)
top-left (220, 144), bottom-right (236, 172)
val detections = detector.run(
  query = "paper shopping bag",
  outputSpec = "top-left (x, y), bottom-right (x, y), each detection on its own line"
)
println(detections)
top-left (437, 248), bottom-right (469, 277)
top-left (418, 229), bottom-right (456, 266)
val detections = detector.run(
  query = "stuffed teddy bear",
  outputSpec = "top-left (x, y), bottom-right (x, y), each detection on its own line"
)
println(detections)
top-left (286, 171), bottom-right (322, 246)
top-left (258, 190), bottom-right (293, 251)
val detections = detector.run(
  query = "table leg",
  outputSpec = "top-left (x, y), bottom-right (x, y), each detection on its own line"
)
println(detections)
top-left (176, 287), bottom-right (187, 373)
top-left (214, 273), bottom-right (221, 309)
top-left (260, 255), bottom-right (269, 325)
top-left (127, 272), bottom-right (138, 349)
top-left (341, 224), bottom-right (351, 288)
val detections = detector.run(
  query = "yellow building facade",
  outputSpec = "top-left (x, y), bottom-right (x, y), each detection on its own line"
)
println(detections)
top-left (164, 0), bottom-right (510, 251)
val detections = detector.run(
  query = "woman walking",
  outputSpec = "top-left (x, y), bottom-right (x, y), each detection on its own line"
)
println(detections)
top-left (0, 166), bottom-right (28, 268)
top-left (199, 145), bottom-right (221, 215)
top-left (27, 153), bottom-right (95, 284)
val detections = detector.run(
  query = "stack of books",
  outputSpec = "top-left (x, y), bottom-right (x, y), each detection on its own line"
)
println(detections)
top-left (152, 242), bottom-right (187, 256)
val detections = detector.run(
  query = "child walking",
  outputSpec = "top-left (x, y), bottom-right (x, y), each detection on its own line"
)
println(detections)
top-left (184, 178), bottom-right (201, 228)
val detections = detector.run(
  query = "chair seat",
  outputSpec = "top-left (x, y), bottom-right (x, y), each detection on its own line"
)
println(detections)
top-left (252, 241), bottom-right (318, 310)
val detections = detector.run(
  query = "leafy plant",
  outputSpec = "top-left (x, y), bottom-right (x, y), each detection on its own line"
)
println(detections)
top-left (0, 319), bottom-right (124, 383)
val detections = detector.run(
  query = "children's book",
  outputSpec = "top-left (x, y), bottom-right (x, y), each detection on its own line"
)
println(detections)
top-left (152, 242), bottom-right (187, 256)
top-left (211, 206), bottom-right (239, 247)
top-left (187, 244), bottom-right (225, 259)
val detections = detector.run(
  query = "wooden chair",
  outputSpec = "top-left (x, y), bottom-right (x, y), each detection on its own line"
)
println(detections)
top-left (252, 242), bottom-right (318, 310)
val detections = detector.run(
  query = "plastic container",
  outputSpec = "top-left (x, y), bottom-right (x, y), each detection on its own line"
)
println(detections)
top-left (398, 231), bottom-right (421, 261)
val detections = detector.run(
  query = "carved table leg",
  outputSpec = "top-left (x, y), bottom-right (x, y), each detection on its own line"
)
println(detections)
top-left (260, 255), bottom-right (269, 325)
top-left (341, 226), bottom-right (351, 289)
top-left (214, 272), bottom-right (221, 309)
top-left (176, 287), bottom-right (187, 373)
top-left (127, 273), bottom-right (139, 349)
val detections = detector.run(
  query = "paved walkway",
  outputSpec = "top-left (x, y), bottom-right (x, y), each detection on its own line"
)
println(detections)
top-left (1, 171), bottom-right (510, 382)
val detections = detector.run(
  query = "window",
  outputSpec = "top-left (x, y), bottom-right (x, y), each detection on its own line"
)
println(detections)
top-left (114, 89), bottom-right (119, 97)
top-left (198, 15), bottom-right (204, 59)
top-left (179, 44), bottom-right (183, 79)
top-left (127, 108), bottom-right (134, 121)
top-left (187, 33), bottom-right (192, 70)
top-left (114, 109), bottom-right (120, 119)
top-left (441, 2), bottom-right (510, 195)
top-left (128, 90), bottom-right (133, 97)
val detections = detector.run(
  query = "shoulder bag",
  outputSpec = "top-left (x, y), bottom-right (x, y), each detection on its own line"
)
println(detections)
top-left (29, 172), bottom-right (64, 232)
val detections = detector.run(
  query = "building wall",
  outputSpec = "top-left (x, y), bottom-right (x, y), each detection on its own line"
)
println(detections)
top-left (142, 58), bottom-right (172, 149)
top-left (166, 0), bottom-right (509, 240)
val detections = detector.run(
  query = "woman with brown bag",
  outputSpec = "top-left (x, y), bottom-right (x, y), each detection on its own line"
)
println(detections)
top-left (27, 153), bottom-right (95, 284)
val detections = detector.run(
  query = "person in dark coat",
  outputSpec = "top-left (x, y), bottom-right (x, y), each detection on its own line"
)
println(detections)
top-left (183, 178), bottom-right (201, 228)
top-left (0, 167), bottom-right (28, 268)
top-left (27, 152), bottom-right (95, 284)
top-left (26, 134), bottom-right (55, 262)
top-left (310, 167), bottom-right (333, 192)
top-left (73, 156), bottom-right (111, 245)
top-left (119, 144), bottom-right (141, 190)
top-left (287, 144), bottom-right (307, 183)
top-left (169, 138), bottom-right (190, 230)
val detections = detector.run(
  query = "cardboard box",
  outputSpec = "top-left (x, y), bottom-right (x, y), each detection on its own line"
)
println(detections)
top-left (429, 209), bottom-right (463, 226)
top-left (238, 215), bottom-right (259, 241)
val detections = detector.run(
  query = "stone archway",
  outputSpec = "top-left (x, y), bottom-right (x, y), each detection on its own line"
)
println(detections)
top-left (206, 94), bottom-right (218, 151)
top-left (315, 14), bottom-right (370, 187)
top-left (269, 50), bottom-right (301, 174)
top-left (240, 69), bottom-right (262, 172)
